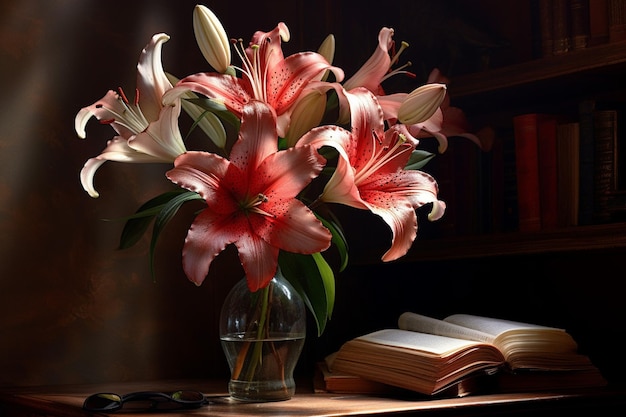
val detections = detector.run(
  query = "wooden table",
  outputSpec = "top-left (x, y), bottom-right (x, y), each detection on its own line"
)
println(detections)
top-left (1, 380), bottom-right (625, 416)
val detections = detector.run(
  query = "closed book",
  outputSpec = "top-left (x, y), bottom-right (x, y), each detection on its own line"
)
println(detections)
top-left (513, 114), bottom-right (542, 232)
top-left (608, 0), bottom-right (626, 41)
top-left (537, 116), bottom-right (559, 229)
top-left (593, 109), bottom-right (619, 222)
top-left (570, 0), bottom-right (590, 49)
top-left (538, 0), bottom-right (554, 56)
top-left (552, 0), bottom-right (571, 54)
top-left (589, 0), bottom-right (610, 45)
top-left (578, 99), bottom-right (596, 225)
top-left (556, 122), bottom-right (580, 227)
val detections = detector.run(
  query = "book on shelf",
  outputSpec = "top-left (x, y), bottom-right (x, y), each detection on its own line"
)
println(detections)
top-left (589, 0), bottom-right (610, 46)
top-left (537, 0), bottom-right (555, 56)
top-left (513, 114), bottom-right (542, 232)
top-left (570, 0), bottom-right (591, 49)
top-left (556, 121), bottom-right (580, 227)
top-left (578, 99), bottom-right (596, 225)
top-left (552, 0), bottom-right (572, 54)
top-left (328, 312), bottom-right (606, 397)
top-left (537, 116), bottom-right (559, 229)
top-left (578, 100), bottom-right (624, 223)
top-left (536, 0), bottom-right (605, 55)
top-left (608, 0), bottom-right (626, 42)
top-left (593, 109), bottom-right (619, 222)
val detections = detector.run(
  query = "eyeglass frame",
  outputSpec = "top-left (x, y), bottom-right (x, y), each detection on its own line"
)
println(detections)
top-left (82, 390), bottom-right (208, 412)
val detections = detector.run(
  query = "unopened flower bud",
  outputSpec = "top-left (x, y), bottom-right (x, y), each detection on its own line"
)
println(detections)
top-left (193, 5), bottom-right (231, 73)
top-left (284, 90), bottom-right (327, 147)
top-left (317, 34), bottom-right (335, 64)
top-left (397, 83), bottom-right (447, 125)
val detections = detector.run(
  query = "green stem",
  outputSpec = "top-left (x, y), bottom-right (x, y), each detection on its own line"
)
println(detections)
top-left (243, 283), bottom-right (271, 381)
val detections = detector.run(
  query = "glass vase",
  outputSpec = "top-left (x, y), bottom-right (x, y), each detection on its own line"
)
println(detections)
top-left (219, 269), bottom-right (306, 402)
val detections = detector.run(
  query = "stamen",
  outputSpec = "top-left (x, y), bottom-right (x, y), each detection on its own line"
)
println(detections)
top-left (230, 39), bottom-right (265, 101)
top-left (244, 193), bottom-right (273, 217)
top-left (354, 131), bottom-right (410, 185)
top-left (389, 41), bottom-right (409, 68)
top-left (118, 87), bottom-right (130, 104)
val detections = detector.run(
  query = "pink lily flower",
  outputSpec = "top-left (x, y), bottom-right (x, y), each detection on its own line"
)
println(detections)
top-left (75, 33), bottom-right (186, 197)
top-left (162, 23), bottom-right (344, 138)
top-left (166, 101), bottom-right (332, 292)
top-left (298, 88), bottom-right (445, 262)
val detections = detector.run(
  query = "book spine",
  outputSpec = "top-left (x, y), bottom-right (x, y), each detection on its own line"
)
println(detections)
top-left (592, 109), bottom-right (618, 223)
top-left (538, 0), bottom-right (555, 57)
top-left (513, 114), bottom-right (542, 232)
top-left (608, 0), bottom-right (626, 42)
top-left (502, 130), bottom-right (520, 232)
top-left (537, 117), bottom-right (559, 229)
top-left (556, 122), bottom-right (580, 227)
top-left (570, 0), bottom-right (590, 49)
top-left (553, 0), bottom-right (571, 54)
top-left (578, 99), bottom-right (596, 225)
top-left (589, 0), bottom-right (610, 46)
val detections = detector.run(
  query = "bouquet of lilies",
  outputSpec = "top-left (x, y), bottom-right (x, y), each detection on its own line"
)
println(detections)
top-left (75, 5), bottom-right (477, 335)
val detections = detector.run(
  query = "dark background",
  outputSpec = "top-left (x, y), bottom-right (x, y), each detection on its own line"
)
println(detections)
top-left (1, 0), bottom-right (623, 389)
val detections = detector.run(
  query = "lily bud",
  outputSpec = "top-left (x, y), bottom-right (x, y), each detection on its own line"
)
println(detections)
top-left (397, 83), bottom-right (447, 125)
top-left (284, 90), bottom-right (327, 148)
top-left (317, 34), bottom-right (335, 82)
top-left (193, 5), bottom-right (231, 73)
top-left (317, 34), bottom-right (335, 64)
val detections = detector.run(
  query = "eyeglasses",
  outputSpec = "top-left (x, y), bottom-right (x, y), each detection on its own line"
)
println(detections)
top-left (82, 390), bottom-right (207, 412)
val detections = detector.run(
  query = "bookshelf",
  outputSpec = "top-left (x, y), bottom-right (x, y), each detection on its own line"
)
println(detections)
top-left (358, 15), bottom-right (626, 264)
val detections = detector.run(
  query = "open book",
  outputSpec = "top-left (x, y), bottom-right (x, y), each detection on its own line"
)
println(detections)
top-left (328, 312), bottom-right (606, 396)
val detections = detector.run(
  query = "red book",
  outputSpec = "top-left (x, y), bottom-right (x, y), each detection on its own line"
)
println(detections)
top-left (513, 114), bottom-right (542, 232)
top-left (537, 117), bottom-right (559, 229)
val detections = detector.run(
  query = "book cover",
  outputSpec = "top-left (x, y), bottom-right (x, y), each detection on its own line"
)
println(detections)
top-left (513, 114), bottom-right (542, 232)
top-left (593, 109), bottom-right (619, 223)
top-left (578, 99), bottom-right (596, 225)
top-left (538, 0), bottom-right (554, 56)
top-left (537, 116), bottom-right (559, 229)
top-left (570, 0), bottom-right (590, 49)
top-left (608, 0), bottom-right (626, 42)
top-left (552, 0), bottom-right (571, 54)
top-left (589, 0), bottom-right (610, 45)
top-left (556, 121), bottom-right (580, 227)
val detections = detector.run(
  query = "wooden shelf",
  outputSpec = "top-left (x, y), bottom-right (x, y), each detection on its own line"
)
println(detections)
top-left (450, 40), bottom-right (626, 98)
top-left (352, 222), bottom-right (626, 264)
top-left (448, 40), bottom-right (626, 115)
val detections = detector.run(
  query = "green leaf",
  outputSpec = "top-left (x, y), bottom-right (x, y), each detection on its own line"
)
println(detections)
top-left (405, 149), bottom-right (435, 170)
top-left (279, 252), bottom-right (335, 336)
top-left (148, 191), bottom-right (203, 281)
top-left (316, 214), bottom-right (349, 272)
top-left (117, 190), bottom-right (189, 249)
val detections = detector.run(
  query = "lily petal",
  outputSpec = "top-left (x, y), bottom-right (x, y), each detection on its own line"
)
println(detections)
top-left (343, 27), bottom-right (394, 92)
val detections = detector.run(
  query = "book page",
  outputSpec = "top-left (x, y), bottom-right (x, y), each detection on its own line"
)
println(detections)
top-left (443, 314), bottom-right (564, 337)
top-left (357, 329), bottom-right (482, 356)
top-left (398, 312), bottom-right (496, 344)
